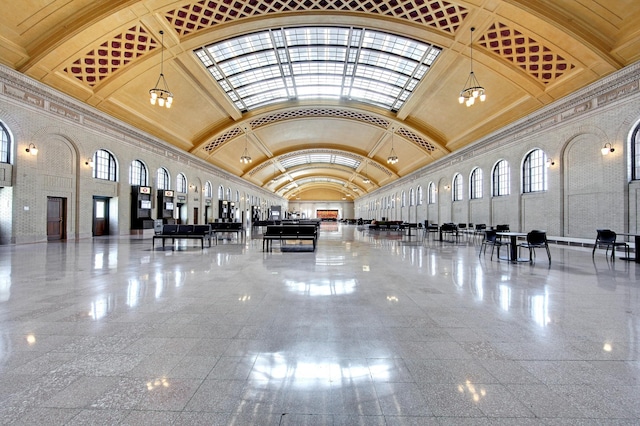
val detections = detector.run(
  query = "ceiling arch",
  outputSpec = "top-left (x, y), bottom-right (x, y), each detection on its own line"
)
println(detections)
top-left (2, 0), bottom-right (639, 200)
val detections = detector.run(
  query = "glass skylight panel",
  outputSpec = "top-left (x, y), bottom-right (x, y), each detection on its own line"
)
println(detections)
top-left (195, 26), bottom-right (441, 112)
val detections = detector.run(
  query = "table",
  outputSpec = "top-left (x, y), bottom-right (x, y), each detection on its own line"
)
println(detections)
top-left (496, 232), bottom-right (528, 262)
top-left (618, 233), bottom-right (640, 263)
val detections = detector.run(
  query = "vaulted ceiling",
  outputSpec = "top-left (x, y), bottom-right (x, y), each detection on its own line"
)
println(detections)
top-left (1, 0), bottom-right (639, 200)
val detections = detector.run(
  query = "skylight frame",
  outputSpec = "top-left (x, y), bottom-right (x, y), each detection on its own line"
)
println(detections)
top-left (195, 26), bottom-right (441, 112)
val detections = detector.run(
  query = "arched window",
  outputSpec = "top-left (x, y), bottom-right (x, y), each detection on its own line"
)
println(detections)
top-left (391, 193), bottom-right (396, 209)
top-left (401, 190), bottom-right (406, 207)
top-left (236, 190), bottom-right (240, 202)
top-left (523, 149), bottom-right (547, 193)
top-left (176, 173), bottom-right (187, 193)
top-left (129, 160), bottom-right (147, 186)
top-left (470, 167), bottom-right (483, 199)
top-left (409, 188), bottom-right (415, 206)
top-left (93, 149), bottom-right (117, 181)
top-left (631, 124), bottom-right (640, 180)
top-left (417, 185), bottom-right (423, 205)
top-left (156, 168), bottom-right (169, 190)
top-left (218, 185), bottom-right (224, 200)
top-left (428, 182), bottom-right (436, 204)
top-left (204, 181), bottom-right (213, 198)
top-left (452, 173), bottom-right (463, 201)
top-left (492, 160), bottom-right (510, 196)
top-left (0, 122), bottom-right (10, 164)
top-left (226, 187), bottom-right (231, 201)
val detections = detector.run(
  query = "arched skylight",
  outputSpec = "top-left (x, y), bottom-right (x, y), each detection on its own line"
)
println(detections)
top-left (195, 26), bottom-right (441, 112)
top-left (279, 153), bottom-right (361, 170)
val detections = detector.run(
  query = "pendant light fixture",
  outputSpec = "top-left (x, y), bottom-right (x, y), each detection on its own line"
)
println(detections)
top-left (387, 127), bottom-right (398, 165)
top-left (149, 30), bottom-right (174, 108)
top-left (458, 27), bottom-right (486, 107)
top-left (240, 127), bottom-right (252, 164)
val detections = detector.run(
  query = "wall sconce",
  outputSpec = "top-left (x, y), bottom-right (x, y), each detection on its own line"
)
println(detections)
top-left (25, 143), bottom-right (38, 155)
top-left (546, 158), bottom-right (555, 167)
top-left (601, 143), bottom-right (614, 155)
top-left (85, 158), bottom-right (94, 167)
top-left (444, 185), bottom-right (451, 190)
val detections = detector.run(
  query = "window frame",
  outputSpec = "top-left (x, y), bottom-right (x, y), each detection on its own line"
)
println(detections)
top-left (176, 173), bottom-right (187, 193)
top-left (470, 167), bottom-right (483, 200)
top-left (522, 149), bottom-right (547, 193)
top-left (129, 160), bottom-right (148, 186)
top-left (0, 122), bottom-right (10, 164)
top-left (427, 182), bottom-right (436, 204)
top-left (156, 168), bottom-right (170, 190)
top-left (632, 124), bottom-right (640, 180)
top-left (492, 160), bottom-right (510, 197)
top-left (93, 149), bottom-right (117, 182)
top-left (452, 173), bottom-right (463, 201)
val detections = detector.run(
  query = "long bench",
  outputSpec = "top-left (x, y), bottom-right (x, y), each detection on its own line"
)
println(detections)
top-left (263, 224), bottom-right (318, 252)
top-left (152, 224), bottom-right (212, 249)
top-left (209, 222), bottom-right (244, 244)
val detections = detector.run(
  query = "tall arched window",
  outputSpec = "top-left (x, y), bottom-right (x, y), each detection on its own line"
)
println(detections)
top-left (631, 124), bottom-right (640, 180)
top-left (470, 167), bottom-right (483, 199)
top-left (93, 149), bottom-right (117, 181)
top-left (129, 160), bottom-right (147, 186)
top-left (409, 188), bottom-right (415, 206)
top-left (204, 181), bottom-right (213, 198)
top-left (176, 173), bottom-right (187, 193)
top-left (492, 160), bottom-right (510, 196)
top-left (523, 149), bottom-right (547, 193)
top-left (0, 122), bottom-right (11, 164)
top-left (236, 190), bottom-right (240, 202)
top-left (417, 185), bottom-right (423, 205)
top-left (218, 185), bottom-right (224, 200)
top-left (428, 182), bottom-right (436, 204)
top-left (401, 190), bottom-right (406, 207)
top-left (452, 173), bottom-right (463, 201)
top-left (156, 168), bottom-right (169, 190)
top-left (226, 187), bottom-right (231, 201)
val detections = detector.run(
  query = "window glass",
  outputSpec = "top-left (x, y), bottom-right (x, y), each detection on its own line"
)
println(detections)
top-left (452, 174), bottom-right (463, 201)
top-left (156, 168), bottom-right (169, 190)
top-left (0, 122), bottom-right (10, 164)
top-left (93, 150), bottom-right (117, 181)
top-left (470, 168), bottom-right (483, 199)
top-left (129, 160), bottom-right (147, 186)
top-left (523, 149), bottom-right (547, 192)
top-left (492, 160), bottom-right (510, 196)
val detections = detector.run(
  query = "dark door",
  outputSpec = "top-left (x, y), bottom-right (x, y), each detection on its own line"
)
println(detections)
top-left (193, 207), bottom-right (199, 225)
top-left (47, 197), bottom-right (66, 241)
top-left (204, 206), bottom-right (210, 224)
top-left (93, 197), bottom-right (110, 236)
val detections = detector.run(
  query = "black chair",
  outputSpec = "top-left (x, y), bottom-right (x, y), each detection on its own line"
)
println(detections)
top-left (440, 223), bottom-right (459, 242)
top-left (479, 229), bottom-right (509, 260)
top-left (592, 229), bottom-right (629, 261)
top-left (518, 230), bottom-right (551, 264)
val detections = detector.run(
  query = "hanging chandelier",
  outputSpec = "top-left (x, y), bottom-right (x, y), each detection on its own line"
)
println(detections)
top-left (240, 128), bottom-right (252, 164)
top-left (149, 30), bottom-right (174, 108)
top-left (458, 27), bottom-right (486, 107)
top-left (387, 127), bottom-right (398, 165)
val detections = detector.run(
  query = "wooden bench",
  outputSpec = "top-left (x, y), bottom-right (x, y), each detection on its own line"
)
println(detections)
top-left (152, 224), bottom-right (212, 249)
top-left (263, 224), bottom-right (318, 252)
top-left (209, 222), bottom-right (244, 244)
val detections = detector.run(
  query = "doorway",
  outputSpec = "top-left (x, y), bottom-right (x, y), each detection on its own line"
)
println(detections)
top-left (193, 207), bottom-right (199, 225)
top-left (93, 196), bottom-right (110, 236)
top-left (47, 197), bottom-right (67, 241)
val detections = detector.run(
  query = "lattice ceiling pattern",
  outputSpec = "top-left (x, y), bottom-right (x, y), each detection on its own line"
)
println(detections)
top-left (165, 0), bottom-right (468, 37)
top-left (478, 22), bottom-right (576, 85)
top-left (202, 126), bottom-right (243, 152)
top-left (64, 26), bottom-right (156, 87)
top-left (249, 108), bottom-right (390, 130)
top-left (396, 127), bottom-right (437, 152)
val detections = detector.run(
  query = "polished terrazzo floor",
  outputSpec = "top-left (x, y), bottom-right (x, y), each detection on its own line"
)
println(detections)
top-left (0, 223), bottom-right (638, 425)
